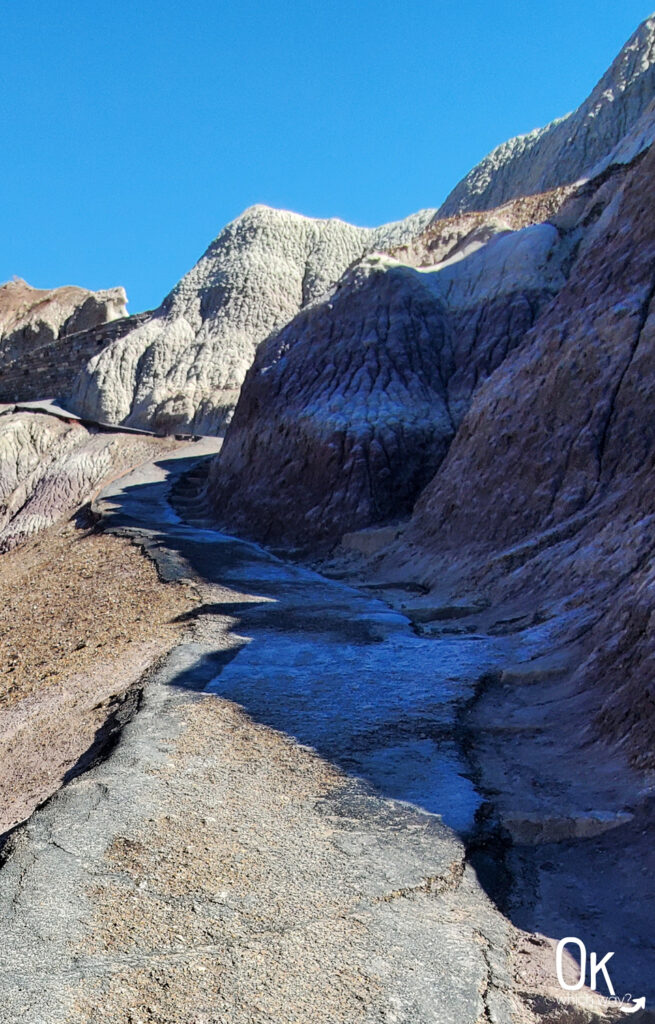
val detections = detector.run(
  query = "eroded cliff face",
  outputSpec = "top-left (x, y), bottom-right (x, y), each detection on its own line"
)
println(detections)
top-left (209, 196), bottom-right (571, 547)
top-left (68, 205), bottom-right (436, 435)
top-left (438, 15), bottom-right (655, 216)
top-left (208, 27), bottom-right (655, 550)
top-left (406, 147), bottom-right (655, 571)
top-left (0, 279), bottom-right (127, 362)
top-left (398, 144), bottom-right (655, 766)
top-left (209, 146), bottom-right (655, 559)
top-left (207, 259), bottom-right (454, 546)
top-left (207, 124), bottom-right (655, 772)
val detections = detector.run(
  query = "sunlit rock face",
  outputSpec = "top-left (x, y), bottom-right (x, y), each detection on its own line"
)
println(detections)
top-left (69, 205), bottom-right (436, 435)
top-left (0, 279), bottom-right (128, 406)
top-left (0, 410), bottom-right (160, 552)
top-left (209, 215), bottom-right (565, 547)
top-left (438, 15), bottom-right (655, 216)
top-left (0, 278), bottom-right (126, 366)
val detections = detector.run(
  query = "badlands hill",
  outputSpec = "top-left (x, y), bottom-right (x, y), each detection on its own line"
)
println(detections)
top-left (0, 18), bottom-right (654, 771)
top-left (68, 207), bottom-right (436, 434)
top-left (3, 19), bottom-right (655, 440)
top-left (207, 15), bottom-right (655, 782)
top-left (209, 196), bottom-right (569, 546)
top-left (2, 15), bottom-right (655, 1021)
top-left (439, 14), bottom-right (655, 214)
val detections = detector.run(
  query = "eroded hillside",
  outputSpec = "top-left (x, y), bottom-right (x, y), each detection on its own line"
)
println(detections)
top-left (2, 12), bottom-right (655, 1023)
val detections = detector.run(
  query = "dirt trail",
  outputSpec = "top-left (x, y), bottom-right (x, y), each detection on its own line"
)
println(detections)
top-left (0, 441), bottom-right (621, 1023)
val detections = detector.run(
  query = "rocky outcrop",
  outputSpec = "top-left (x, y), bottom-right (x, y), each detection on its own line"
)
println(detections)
top-left (209, 206), bottom-right (567, 547)
top-left (0, 279), bottom-right (127, 362)
top-left (406, 148), bottom-right (655, 574)
top-left (389, 185), bottom-right (577, 269)
top-left (69, 206), bottom-right (436, 435)
top-left (0, 279), bottom-right (128, 405)
top-left (0, 410), bottom-right (171, 552)
top-left (438, 15), bottom-right (655, 215)
top-left (207, 136), bottom-right (655, 774)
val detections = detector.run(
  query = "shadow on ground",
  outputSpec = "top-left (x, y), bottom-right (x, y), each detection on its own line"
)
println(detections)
top-left (92, 454), bottom-right (655, 1006)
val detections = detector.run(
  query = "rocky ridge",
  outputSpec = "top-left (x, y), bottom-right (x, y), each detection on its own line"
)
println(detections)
top-left (439, 14), bottom-right (655, 215)
top-left (68, 206), bottom-right (436, 435)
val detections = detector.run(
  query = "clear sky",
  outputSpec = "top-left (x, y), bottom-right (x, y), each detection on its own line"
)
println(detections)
top-left (1, 1), bottom-right (653, 313)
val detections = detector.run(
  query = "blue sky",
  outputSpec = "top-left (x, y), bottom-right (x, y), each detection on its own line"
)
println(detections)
top-left (1, 1), bottom-right (653, 313)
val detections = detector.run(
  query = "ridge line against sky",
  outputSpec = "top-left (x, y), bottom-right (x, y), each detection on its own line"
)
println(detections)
top-left (1, 1), bottom-right (654, 313)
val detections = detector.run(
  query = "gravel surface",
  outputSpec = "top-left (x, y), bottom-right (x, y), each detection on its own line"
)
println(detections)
top-left (0, 515), bottom-right (195, 833)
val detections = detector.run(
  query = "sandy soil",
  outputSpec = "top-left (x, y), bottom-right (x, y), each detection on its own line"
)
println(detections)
top-left (0, 516), bottom-right (196, 834)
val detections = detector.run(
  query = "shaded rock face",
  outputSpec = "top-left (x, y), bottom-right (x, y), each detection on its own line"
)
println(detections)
top-left (409, 149), bottom-right (655, 561)
top-left (402, 144), bottom-right (655, 765)
top-left (439, 15), bottom-right (655, 215)
top-left (210, 214), bottom-right (565, 547)
top-left (209, 262), bottom-right (453, 547)
top-left (69, 205), bottom-right (435, 435)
